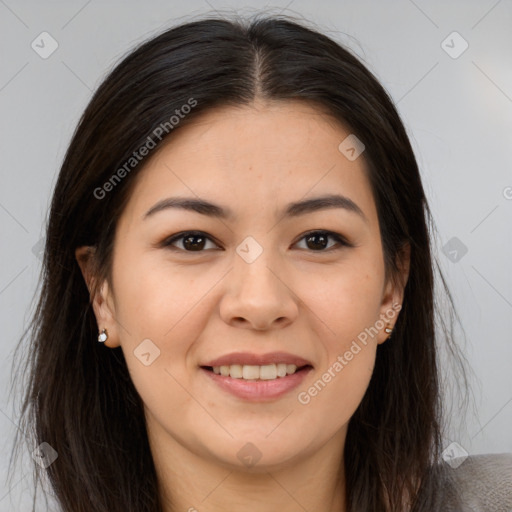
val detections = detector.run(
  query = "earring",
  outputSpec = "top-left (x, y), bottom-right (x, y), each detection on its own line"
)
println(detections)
top-left (98, 328), bottom-right (108, 343)
top-left (384, 323), bottom-right (393, 337)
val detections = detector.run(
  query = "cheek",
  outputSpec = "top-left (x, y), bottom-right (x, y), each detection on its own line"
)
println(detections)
top-left (111, 258), bottom-right (206, 426)
top-left (299, 282), bottom-right (379, 423)
top-left (111, 251), bottom-right (224, 404)
top-left (113, 248), bottom-right (205, 336)
top-left (304, 255), bottom-right (385, 341)
top-left (297, 255), bottom-right (383, 413)
top-left (306, 344), bottom-right (376, 428)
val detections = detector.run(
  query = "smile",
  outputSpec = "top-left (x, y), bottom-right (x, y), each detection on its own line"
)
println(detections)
top-left (200, 364), bottom-right (313, 401)
top-left (208, 363), bottom-right (304, 380)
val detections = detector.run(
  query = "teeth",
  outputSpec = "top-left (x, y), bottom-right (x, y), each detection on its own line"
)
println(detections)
top-left (276, 363), bottom-right (287, 377)
top-left (286, 364), bottom-right (297, 374)
top-left (242, 365), bottom-right (260, 380)
top-left (229, 364), bottom-right (243, 378)
top-left (211, 363), bottom-right (300, 380)
top-left (259, 364), bottom-right (277, 380)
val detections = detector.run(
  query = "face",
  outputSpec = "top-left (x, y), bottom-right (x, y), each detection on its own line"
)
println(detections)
top-left (79, 100), bottom-right (408, 473)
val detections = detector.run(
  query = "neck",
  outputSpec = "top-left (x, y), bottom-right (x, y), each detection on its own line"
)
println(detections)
top-left (149, 425), bottom-right (347, 512)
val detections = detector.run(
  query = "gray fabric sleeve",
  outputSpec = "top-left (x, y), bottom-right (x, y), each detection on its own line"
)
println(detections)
top-left (441, 452), bottom-right (512, 512)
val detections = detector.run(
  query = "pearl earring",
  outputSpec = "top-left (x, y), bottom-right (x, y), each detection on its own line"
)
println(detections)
top-left (98, 328), bottom-right (108, 343)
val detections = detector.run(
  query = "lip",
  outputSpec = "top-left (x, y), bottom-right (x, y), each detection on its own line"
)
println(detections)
top-left (201, 351), bottom-right (313, 367)
top-left (200, 365), bottom-right (313, 402)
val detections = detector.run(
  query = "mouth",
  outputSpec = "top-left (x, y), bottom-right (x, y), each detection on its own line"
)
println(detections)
top-left (201, 363), bottom-right (313, 380)
top-left (199, 363), bottom-right (313, 401)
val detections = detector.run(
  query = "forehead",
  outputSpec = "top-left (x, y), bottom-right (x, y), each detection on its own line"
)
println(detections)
top-left (163, 99), bottom-right (351, 158)
top-left (120, 100), bottom-right (377, 227)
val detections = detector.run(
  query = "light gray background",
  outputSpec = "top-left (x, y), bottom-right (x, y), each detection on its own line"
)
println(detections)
top-left (1, 0), bottom-right (511, 509)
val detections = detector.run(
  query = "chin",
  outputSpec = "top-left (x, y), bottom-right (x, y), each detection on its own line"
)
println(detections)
top-left (203, 434), bottom-right (308, 473)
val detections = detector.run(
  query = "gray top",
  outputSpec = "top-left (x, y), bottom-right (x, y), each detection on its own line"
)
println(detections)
top-left (442, 452), bottom-right (512, 511)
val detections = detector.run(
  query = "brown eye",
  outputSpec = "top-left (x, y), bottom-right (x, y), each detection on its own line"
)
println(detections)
top-left (295, 231), bottom-right (350, 251)
top-left (163, 231), bottom-right (219, 252)
top-left (162, 229), bottom-right (351, 254)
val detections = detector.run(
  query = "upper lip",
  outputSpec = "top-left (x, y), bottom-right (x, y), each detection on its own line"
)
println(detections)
top-left (202, 351), bottom-right (313, 368)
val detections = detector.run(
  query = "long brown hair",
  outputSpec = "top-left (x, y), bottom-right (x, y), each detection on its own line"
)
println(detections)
top-left (9, 14), bottom-right (469, 511)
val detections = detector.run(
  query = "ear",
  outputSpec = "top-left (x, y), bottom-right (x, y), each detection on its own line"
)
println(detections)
top-left (75, 246), bottom-right (121, 348)
top-left (377, 242), bottom-right (410, 345)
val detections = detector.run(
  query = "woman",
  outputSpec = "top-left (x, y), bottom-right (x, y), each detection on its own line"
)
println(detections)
top-left (9, 14), bottom-right (511, 512)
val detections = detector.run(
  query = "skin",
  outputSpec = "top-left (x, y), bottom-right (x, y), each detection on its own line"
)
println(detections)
top-left (77, 99), bottom-right (410, 512)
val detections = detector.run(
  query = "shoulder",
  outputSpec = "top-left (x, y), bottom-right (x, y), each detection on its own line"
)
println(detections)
top-left (442, 452), bottom-right (512, 511)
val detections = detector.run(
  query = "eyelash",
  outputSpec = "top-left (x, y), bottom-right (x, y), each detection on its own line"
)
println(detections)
top-left (161, 230), bottom-right (352, 253)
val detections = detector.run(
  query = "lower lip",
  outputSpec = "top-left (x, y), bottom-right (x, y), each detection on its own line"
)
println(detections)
top-left (200, 367), bottom-right (312, 402)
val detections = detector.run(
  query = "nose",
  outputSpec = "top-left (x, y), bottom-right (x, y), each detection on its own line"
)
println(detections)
top-left (219, 249), bottom-right (299, 331)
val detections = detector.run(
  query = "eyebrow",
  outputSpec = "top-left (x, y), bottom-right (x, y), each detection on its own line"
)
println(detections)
top-left (143, 194), bottom-right (368, 223)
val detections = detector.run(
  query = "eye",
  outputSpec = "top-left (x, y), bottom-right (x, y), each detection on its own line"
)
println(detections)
top-left (161, 229), bottom-right (351, 253)
top-left (294, 230), bottom-right (351, 252)
top-left (162, 231), bottom-right (220, 252)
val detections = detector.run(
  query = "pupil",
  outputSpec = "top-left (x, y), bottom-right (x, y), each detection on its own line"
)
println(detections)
top-left (307, 233), bottom-right (327, 250)
top-left (184, 235), bottom-right (205, 251)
